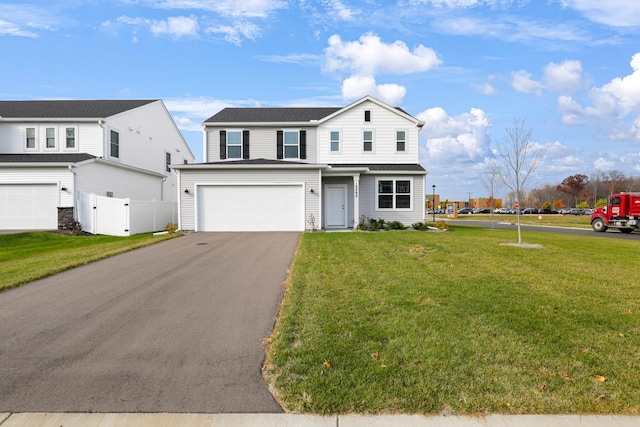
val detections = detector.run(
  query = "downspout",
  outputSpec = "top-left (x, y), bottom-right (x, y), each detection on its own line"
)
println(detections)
top-left (68, 164), bottom-right (77, 219)
top-left (175, 168), bottom-right (182, 231)
top-left (161, 176), bottom-right (167, 201)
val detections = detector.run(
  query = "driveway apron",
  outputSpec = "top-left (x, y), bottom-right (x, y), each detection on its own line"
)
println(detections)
top-left (0, 232), bottom-right (300, 413)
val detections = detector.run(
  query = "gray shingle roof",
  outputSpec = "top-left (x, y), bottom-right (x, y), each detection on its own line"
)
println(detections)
top-left (199, 158), bottom-right (311, 165)
top-left (330, 163), bottom-right (426, 172)
top-left (0, 153), bottom-right (96, 163)
top-left (0, 100), bottom-right (157, 118)
top-left (205, 107), bottom-right (341, 123)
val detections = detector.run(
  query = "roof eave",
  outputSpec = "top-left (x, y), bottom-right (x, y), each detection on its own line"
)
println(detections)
top-left (173, 162), bottom-right (326, 170)
top-left (203, 121), bottom-right (320, 127)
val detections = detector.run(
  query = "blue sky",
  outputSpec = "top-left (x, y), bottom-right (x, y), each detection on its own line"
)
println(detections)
top-left (2, 0), bottom-right (640, 199)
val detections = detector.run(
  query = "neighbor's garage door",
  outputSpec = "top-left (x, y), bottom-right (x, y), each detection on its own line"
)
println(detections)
top-left (197, 184), bottom-right (304, 231)
top-left (0, 184), bottom-right (58, 230)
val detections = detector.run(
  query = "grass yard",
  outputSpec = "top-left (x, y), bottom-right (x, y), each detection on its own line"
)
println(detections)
top-left (264, 226), bottom-right (640, 415)
top-left (448, 214), bottom-right (593, 228)
top-left (0, 231), bottom-right (179, 292)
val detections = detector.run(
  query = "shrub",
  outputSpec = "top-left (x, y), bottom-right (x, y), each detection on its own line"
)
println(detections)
top-left (412, 222), bottom-right (429, 230)
top-left (387, 221), bottom-right (406, 230)
top-left (165, 223), bottom-right (178, 234)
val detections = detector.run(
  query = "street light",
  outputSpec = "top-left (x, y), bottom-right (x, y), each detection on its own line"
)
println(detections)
top-left (432, 184), bottom-right (436, 222)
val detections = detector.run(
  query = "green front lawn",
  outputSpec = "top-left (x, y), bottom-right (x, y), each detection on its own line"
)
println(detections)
top-left (447, 214), bottom-right (593, 228)
top-left (0, 231), bottom-right (179, 292)
top-left (265, 227), bottom-right (640, 415)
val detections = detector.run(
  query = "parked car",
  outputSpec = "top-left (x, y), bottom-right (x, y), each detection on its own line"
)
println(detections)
top-left (458, 208), bottom-right (474, 214)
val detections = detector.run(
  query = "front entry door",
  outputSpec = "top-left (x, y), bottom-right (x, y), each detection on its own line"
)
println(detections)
top-left (325, 185), bottom-right (347, 228)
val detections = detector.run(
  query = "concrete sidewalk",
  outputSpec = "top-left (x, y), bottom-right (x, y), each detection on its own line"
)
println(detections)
top-left (2, 413), bottom-right (639, 426)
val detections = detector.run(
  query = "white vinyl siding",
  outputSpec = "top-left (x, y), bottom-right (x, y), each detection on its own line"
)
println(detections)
top-left (205, 127), bottom-right (318, 163)
top-left (317, 100), bottom-right (420, 164)
top-left (358, 174), bottom-right (424, 225)
top-left (75, 162), bottom-right (162, 201)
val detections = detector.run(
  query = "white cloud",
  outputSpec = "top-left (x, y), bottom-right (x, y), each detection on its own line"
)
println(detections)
top-left (543, 60), bottom-right (585, 93)
top-left (341, 76), bottom-right (407, 105)
top-left (560, 0), bottom-right (640, 27)
top-left (513, 60), bottom-right (586, 96)
top-left (105, 15), bottom-right (199, 39)
top-left (0, 18), bottom-right (38, 37)
top-left (512, 70), bottom-right (543, 95)
top-left (324, 33), bottom-right (441, 104)
top-left (324, 33), bottom-right (442, 76)
top-left (594, 156), bottom-right (616, 170)
top-left (417, 107), bottom-right (492, 163)
top-left (150, 15), bottom-right (198, 37)
top-left (323, 0), bottom-right (359, 21)
top-left (0, 4), bottom-right (58, 38)
top-left (204, 21), bottom-right (260, 45)
top-left (558, 53), bottom-right (640, 139)
top-left (135, 0), bottom-right (287, 19)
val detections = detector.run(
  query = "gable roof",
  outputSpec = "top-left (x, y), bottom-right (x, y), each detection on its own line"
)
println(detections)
top-left (203, 96), bottom-right (423, 127)
top-left (318, 96), bottom-right (424, 127)
top-left (0, 100), bottom-right (157, 119)
top-left (205, 107), bottom-right (341, 124)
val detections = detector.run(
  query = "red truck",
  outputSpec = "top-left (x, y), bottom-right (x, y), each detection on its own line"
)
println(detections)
top-left (590, 193), bottom-right (640, 233)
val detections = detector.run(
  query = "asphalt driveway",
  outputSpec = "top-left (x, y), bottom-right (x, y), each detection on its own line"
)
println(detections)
top-left (0, 232), bottom-right (300, 413)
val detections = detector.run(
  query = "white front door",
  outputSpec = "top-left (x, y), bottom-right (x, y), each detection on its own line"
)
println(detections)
top-left (325, 185), bottom-right (347, 228)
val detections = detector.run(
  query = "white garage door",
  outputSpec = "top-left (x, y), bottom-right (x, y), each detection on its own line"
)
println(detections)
top-left (0, 184), bottom-right (59, 230)
top-left (197, 184), bottom-right (304, 231)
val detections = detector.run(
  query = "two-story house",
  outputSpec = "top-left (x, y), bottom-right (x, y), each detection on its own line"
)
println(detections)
top-left (0, 99), bottom-right (194, 230)
top-left (173, 96), bottom-right (426, 232)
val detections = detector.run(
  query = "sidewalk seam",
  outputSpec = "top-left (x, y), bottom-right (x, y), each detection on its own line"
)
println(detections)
top-left (0, 413), bottom-right (12, 426)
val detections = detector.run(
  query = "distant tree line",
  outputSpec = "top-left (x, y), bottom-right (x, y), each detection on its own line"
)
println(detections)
top-left (501, 171), bottom-right (640, 209)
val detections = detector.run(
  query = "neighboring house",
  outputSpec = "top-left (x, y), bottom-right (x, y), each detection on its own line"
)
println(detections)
top-left (173, 96), bottom-right (426, 232)
top-left (0, 99), bottom-right (194, 230)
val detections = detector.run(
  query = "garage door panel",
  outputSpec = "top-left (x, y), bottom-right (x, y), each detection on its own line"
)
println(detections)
top-left (197, 185), bottom-right (304, 232)
top-left (0, 184), bottom-right (59, 230)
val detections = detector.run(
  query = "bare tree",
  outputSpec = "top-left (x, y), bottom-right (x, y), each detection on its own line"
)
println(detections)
top-left (496, 119), bottom-right (544, 245)
top-left (481, 161), bottom-right (503, 228)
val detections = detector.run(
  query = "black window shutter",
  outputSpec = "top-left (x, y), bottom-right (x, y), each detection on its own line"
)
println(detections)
top-left (242, 130), bottom-right (250, 159)
top-left (219, 130), bottom-right (227, 160)
top-left (299, 130), bottom-right (307, 159)
top-left (277, 130), bottom-right (283, 160)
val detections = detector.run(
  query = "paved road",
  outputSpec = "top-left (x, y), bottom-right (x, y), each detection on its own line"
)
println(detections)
top-left (0, 232), bottom-right (300, 413)
top-left (445, 218), bottom-right (640, 240)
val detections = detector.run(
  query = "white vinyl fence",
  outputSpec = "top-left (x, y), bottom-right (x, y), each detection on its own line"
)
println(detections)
top-left (78, 192), bottom-right (177, 236)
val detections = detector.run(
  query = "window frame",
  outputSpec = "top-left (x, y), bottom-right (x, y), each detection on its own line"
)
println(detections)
top-left (44, 126), bottom-right (57, 150)
top-left (363, 130), bottom-right (374, 152)
top-left (364, 110), bottom-right (371, 122)
top-left (63, 126), bottom-right (78, 151)
top-left (375, 177), bottom-right (413, 211)
top-left (283, 130), bottom-right (300, 159)
top-left (25, 127), bottom-right (37, 151)
top-left (330, 130), bottom-right (341, 152)
top-left (396, 130), bottom-right (406, 152)
top-left (110, 129), bottom-right (120, 159)
top-left (226, 130), bottom-right (243, 159)
top-left (165, 151), bottom-right (172, 173)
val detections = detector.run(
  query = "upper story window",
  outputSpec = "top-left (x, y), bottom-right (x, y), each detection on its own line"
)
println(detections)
top-left (45, 127), bottom-right (56, 149)
top-left (396, 131), bottom-right (406, 152)
top-left (330, 131), bottom-right (340, 152)
top-left (363, 130), bottom-right (373, 152)
top-left (26, 127), bottom-right (36, 149)
top-left (364, 110), bottom-right (371, 122)
top-left (284, 131), bottom-right (299, 158)
top-left (110, 130), bottom-right (120, 158)
top-left (277, 130), bottom-right (306, 160)
top-left (227, 130), bottom-right (243, 159)
top-left (219, 130), bottom-right (249, 160)
top-left (165, 152), bottom-right (171, 172)
top-left (66, 128), bottom-right (76, 149)
top-left (377, 178), bottom-right (412, 210)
